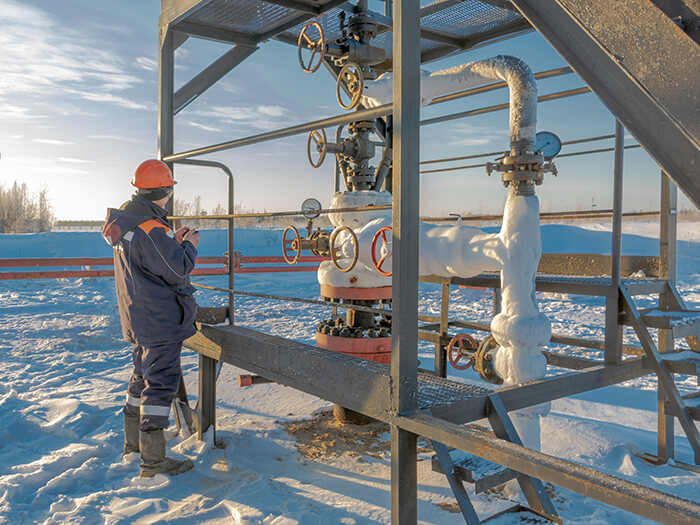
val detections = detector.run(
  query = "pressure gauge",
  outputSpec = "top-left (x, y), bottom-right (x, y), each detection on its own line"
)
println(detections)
top-left (535, 131), bottom-right (562, 160)
top-left (301, 197), bottom-right (322, 219)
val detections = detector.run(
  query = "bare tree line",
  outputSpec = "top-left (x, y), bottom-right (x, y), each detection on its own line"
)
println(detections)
top-left (0, 181), bottom-right (55, 233)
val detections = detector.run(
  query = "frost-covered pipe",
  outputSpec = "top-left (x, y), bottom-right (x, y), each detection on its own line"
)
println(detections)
top-left (362, 55), bottom-right (538, 153)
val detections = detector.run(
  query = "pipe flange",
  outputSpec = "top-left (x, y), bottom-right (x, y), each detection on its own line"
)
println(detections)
top-left (473, 334), bottom-right (503, 385)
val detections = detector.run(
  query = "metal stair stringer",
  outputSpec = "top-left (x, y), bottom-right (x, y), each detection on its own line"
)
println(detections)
top-left (619, 285), bottom-right (700, 464)
top-left (509, 0), bottom-right (700, 209)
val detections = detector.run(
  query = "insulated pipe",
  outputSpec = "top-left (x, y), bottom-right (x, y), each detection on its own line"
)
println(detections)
top-left (362, 55), bottom-right (538, 153)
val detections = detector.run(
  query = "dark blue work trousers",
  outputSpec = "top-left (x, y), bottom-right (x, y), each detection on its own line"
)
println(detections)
top-left (124, 342), bottom-right (182, 431)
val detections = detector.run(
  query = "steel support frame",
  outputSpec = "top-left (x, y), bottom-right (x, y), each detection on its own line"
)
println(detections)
top-left (156, 1), bottom-right (700, 521)
top-left (390, 1), bottom-right (420, 521)
top-left (184, 323), bottom-right (700, 522)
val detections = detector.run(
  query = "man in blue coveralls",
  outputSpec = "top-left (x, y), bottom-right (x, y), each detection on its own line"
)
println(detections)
top-left (102, 159), bottom-right (200, 477)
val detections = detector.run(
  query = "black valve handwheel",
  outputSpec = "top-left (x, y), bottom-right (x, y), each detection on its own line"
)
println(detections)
top-left (336, 62), bottom-right (364, 110)
top-left (447, 333), bottom-right (477, 370)
top-left (282, 225), bottom-right (301, 265)
top-left (307, 129), bottom-right (327, 168)
top-left (329, 226), bottom-right (359, 273)
top-left (297, 21), bottom-right (325, 73)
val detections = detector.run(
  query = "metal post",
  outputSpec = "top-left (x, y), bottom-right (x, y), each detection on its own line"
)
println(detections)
top-left (657, 388), bottom-right (675, 463)
top-left (158, 26), bottom-right (175, 216)
top-left (391, 1), bottom-right (420, 523)
top-left (436, 283), bottom-right (450, 377)
top-left (198, 353), bottom-right (217, 440)
top-left (604, 120), bottom-right (624, 365)
top-left (658, 171), bottom-right (677, 352)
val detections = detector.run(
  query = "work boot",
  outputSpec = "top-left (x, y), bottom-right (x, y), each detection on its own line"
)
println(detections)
top-left (124, 413), bottom-right (140, 455)
top-left (139, 428), bottom-right (193, 478)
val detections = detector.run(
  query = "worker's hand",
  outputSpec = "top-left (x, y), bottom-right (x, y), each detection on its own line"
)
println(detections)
top-left (182, 228), bottom-right (200, 248)
top-left (175, 227), bottom-right (191, 244)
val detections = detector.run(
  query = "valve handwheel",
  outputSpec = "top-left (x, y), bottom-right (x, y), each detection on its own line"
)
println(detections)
top-left (371, 226), bottom-right (392, 276)
top-left (297, 21), bottom-right (325, 73)
top-left (336, 62), bottom-right (364, 110)
top-left (329, 226), bottom-right (359, 273)
top-left (447, 333), bottom-right (477, 370)
top-left (282, 225), bottom-right (301, 265)
top-left (306, 129), bottom-right (327, 168)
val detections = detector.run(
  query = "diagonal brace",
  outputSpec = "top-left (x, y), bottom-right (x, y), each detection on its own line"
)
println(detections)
top-left (487, 394), bottom-right (561, 522)
top-left (174, 44), bottom-right (258, 114)
top-left (431, 440), bottom-right (481, 523)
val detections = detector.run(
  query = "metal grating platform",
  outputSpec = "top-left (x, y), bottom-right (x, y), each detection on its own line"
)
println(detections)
top-left (418, 372), bottom-right (493, 409)
top-left (176, 0), bottom-right (528, 60)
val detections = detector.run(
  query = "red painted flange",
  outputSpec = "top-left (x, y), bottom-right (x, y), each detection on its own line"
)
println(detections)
top-left (316, 332), bottom-right (392, 364)
top-left (320, 284), bottom-right (392, 300)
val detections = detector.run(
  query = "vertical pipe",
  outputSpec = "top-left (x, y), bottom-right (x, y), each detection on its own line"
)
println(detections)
top-left (604, 120), bottom-right (624, 365)
top-left (611, 120), bottom-right (624, 287)
top-left (436, 283), bottom-right (450, 378)
top-left (225, 168), bottom-right (235, 325)
top-left (391, 1), bottom-right (420, 523)
top-left (158, 26), bottom-right (175, 217)
top-left (658, 171), bottom-right (677, 352)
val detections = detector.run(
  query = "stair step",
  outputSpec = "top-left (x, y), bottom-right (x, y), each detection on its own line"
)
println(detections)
top-left (684, 396), bottom-right (700, 421)
top-left (660, 351), bottom-right (700, 378)
top-left (432, 449), bottom-right (518, 493)
top-left (639, 308), bottom-right (700, 339)
top-left (482, 504), bottom-right (559, 524)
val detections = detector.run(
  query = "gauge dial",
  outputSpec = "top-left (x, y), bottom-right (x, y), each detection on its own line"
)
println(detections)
top-left (535, 131), bottom-right (562, 160)
top-left (301, 197), bottom-right (322, 219)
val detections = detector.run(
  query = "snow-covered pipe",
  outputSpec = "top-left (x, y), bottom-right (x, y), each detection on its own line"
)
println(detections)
top-left (362, 55), bottom-right (538, 153)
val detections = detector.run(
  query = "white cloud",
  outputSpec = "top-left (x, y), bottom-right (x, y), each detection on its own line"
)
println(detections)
top-left (87, 134), bottom-right (142, 144)
top-left (185, 121), bottom-right (222, 132)
top-left (258, 105), bottom-right (287, 117)
top-left (68, 90), bottom-right (151, 111)
top-left (136, 57), bottom-right (158, 72)
top-left (58, 157), bottom-right (96, 164)
top-left (0, 0), bottom-right (147, 111)
top-left (33, 138), bottom-right (75, 145)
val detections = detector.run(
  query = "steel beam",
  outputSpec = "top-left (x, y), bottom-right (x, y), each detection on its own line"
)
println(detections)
top-left (391, 1), bottom-right (421, 522)
top-left (659, 172), bottom-right (678, 352)
top-left (158, 26), bottom-right (175, 219)
top-left (198, 353), bottom-right (216, 440)
top-left (186, 325), bottom-right (393, 419)
top-left (431, 358), bottom-right (649, 425)
top-left (487, 395), bottom-right (559, 521)
top-left (174, 45), bottom-right (258, 114)
top-left (160, 0), bottom-right (215, 28)
top-left (176, 20), bottom-right (259, 46)
top-left (509, 0), bottom-right (700, 209)
top-left (400, 412), bottom-right (700, 525)
top-left (605, 120), bottom-right (625, 365)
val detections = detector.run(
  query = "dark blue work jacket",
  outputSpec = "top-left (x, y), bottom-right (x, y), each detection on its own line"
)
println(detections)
top-left (102, 195), bottom-right (197, 346)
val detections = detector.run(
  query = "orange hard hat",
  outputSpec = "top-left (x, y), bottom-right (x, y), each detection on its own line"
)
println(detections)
top-left (131, 159), bottom-right (177, 188)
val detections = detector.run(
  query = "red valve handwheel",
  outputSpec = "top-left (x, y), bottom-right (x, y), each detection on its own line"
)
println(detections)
top-left (371, 226), bottom-right (392, 276)
top-left (329, 226), bottom-right (359, 273)
top-left (282, 225), bottom-right (301, 265)
top-left (297, 21), bottom-right (325, 73)
top-left (447, 333), bottom-right (477, 370)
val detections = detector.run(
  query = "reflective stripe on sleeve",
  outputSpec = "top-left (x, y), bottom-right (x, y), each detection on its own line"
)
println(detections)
top-left (141, 404), bottom-right (171, 417)
top-left (126, 394), bottom-right (141, 407)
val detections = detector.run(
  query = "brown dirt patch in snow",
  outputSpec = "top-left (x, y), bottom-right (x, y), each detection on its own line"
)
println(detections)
top-left (283, 410), bottom-right (391, 461)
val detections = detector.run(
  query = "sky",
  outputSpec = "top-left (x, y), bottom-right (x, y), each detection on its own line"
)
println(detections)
top-left (0, 0), bottom-right (692, 220)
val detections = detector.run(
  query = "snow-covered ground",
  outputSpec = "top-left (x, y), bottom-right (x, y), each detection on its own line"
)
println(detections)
top-left (0, 221), bottom-right (698, 524)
